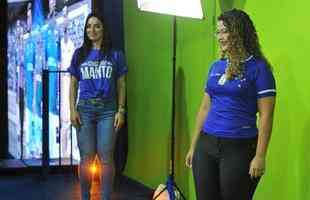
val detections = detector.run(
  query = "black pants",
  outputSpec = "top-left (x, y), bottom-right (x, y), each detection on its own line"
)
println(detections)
top-left (192, 133), bottom-right (260, 200)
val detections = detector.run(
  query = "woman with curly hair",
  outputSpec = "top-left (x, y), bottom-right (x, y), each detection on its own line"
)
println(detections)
top-left (185, 9), bottom-right (276, 200)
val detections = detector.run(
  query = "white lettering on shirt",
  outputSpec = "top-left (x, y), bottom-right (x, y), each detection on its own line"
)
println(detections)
top-left (80, 60), bottom-right (113, 80)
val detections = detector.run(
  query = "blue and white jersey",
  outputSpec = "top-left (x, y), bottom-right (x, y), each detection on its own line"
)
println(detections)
top-left (44, 23), bottom-right (59, 70)
top-left (24, 36), bottom-right (35, 72)
top-left (68, 49), bottom-right (128, 101)
top-left (202, 56), bottom-right (276, 138)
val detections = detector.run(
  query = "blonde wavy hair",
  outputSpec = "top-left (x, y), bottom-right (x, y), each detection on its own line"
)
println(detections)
top-left (218, 9), bottom-right (271, 80)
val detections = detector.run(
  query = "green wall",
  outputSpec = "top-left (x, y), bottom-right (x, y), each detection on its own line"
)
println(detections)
top-left (124, 0), bottom-right (310, 199)
top-left (241, 1), bottom-right (310, 200)
top-left (123, 0), bottom-right (173, 188)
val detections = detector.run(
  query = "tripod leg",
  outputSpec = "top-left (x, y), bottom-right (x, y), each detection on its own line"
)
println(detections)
top-left (173, 183), bottom-right (187, 200)
top-left (153, 186), bottom-right (167, 200)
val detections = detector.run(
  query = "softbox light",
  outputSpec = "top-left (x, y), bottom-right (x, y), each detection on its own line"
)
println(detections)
top-left (137, 0), bottom-right (203, 19)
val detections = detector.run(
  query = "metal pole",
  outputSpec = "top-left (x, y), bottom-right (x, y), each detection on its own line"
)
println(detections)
top-left (42, 69), bottom-right (50, 178)
top-left (58, 71), bottom-right (61, 166)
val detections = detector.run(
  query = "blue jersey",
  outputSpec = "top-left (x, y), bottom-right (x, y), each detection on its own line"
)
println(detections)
top-left (24, 36), bottom-right (35, 71)
top-left (44, 24), bottom-right (59, 70)
top-left (202, 56), bottom-right (276, 138)
top-left (68, 49), bottom-right (128, 101)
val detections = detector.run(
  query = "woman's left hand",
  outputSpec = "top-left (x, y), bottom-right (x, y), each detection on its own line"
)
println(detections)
top-left (114, 112), bottom-right (125, 132)
top-left (249, 155), bottom-right (266, 179)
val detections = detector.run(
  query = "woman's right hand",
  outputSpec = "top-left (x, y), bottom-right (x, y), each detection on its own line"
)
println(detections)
top-left (70, 109), bottom-right (81, 129)
top-left (185, 148), bottom-right (195, 168)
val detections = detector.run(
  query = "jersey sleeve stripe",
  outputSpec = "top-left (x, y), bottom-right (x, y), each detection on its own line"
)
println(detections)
top-left (258, 89), bottom-right (276, 95)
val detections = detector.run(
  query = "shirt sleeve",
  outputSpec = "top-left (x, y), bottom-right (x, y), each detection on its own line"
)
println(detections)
top-left (204, 62), bottom-right (217, 94)
top-left (112, 50), bottom-right (128, 79)
top-left (255, 61), bottom-right (276, 98)
top-left (67, 49), bottom-right (80, 80)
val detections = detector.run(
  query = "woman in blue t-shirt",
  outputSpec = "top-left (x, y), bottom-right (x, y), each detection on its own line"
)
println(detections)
top-left (68, 13), bottom-right (127, 200)
top-left (185, 9), bottom-right (276, 200)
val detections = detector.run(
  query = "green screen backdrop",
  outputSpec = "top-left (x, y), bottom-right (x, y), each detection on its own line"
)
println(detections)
top-left (124, 0), bottom-right (310, 199)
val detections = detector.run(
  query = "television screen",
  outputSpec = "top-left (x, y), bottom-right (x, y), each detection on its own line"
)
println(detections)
top-left (7, 0), bottom-right (92, 162)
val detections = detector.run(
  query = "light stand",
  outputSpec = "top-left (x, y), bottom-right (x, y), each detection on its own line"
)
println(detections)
top-left (152, 15), bottom-right (186, 200)
top-left (137, 1), bottom-right (203, 199)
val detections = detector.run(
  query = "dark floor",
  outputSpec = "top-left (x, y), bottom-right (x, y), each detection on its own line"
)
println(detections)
top-left (0, 160), bottom-right (154, 200)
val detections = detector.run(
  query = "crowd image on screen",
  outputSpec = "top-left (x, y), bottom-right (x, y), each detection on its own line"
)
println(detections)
top-left (7, 0), bottom-right (91, 161)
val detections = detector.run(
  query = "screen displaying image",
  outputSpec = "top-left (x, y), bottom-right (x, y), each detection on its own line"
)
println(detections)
top-left (7, 0), bottom-right (92, 162)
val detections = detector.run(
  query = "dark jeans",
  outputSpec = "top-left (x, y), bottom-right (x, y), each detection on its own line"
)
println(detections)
top-left (192, 133), bottom-right (260, 200)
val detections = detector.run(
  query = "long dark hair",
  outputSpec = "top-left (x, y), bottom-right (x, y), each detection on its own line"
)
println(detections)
top-left (76, 12), bottom-right (112, 67)
top-left (218, 9), bottom-right (272, 79)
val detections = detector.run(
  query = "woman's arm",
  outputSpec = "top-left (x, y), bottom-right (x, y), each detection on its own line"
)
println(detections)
top-left (186, 93), bottom-right (211, 167)
top-left (117, 75), bottom-right (126, 111)
top-left (249, 96), bottom-right (276, 178)
top-left (256, 96), bottom-right (276, 157)
top-left (114, 75), bottom-right (126, 131)
top-left (190, 93), bottom-right (211, 150)
top-left (69, 75), bottom-right (81, 128)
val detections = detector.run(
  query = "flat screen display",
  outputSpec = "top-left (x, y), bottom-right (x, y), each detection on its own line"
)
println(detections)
top-left (7, 0), bottom-right (92, 161)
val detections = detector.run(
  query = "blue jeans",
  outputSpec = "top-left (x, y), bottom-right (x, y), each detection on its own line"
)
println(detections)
top-left (192, 133), bottom-right (260, 200)
top-left (76, 98), bottom-right (117, 200)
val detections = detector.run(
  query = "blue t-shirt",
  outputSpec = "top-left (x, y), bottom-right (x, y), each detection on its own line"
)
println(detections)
top-left (202, 56), bottom-right (276, 138)
top-left (68, 49), bottom-right (128, 101)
